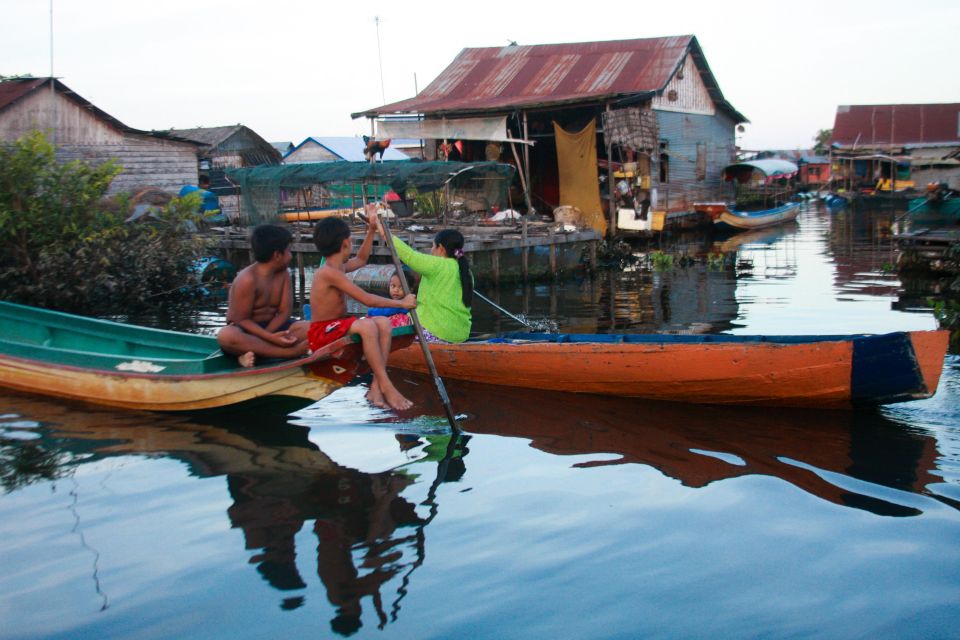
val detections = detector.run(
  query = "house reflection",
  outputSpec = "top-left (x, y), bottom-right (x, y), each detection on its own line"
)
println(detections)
top-left (0, 393), bottom-right (464, 636)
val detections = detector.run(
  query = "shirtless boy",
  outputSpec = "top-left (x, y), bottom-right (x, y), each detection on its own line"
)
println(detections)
top-left (308, 207), bottom-right (416, 410)
top-left (217, 224), bottom-right (308, 367)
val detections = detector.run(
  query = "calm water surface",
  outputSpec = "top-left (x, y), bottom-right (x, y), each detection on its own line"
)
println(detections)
top-left (1, 204), bottom-right (958, 639)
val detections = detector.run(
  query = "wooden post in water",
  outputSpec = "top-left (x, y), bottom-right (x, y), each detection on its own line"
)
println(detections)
top-left (548, 227), bottom-right (557, 277)
top-left (521, 217), bottom-right (529, 281)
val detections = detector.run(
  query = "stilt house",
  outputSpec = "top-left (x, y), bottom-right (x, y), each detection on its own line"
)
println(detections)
top-left (829, 103), bottom-right (960, 192)
top-left (162, 125), bottom-right (282, 222)
top-left (353, 35), bottom-right (747, 234)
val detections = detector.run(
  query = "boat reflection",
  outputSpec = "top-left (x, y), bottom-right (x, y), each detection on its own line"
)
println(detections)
top-left (0, 392), bottom-right (464, 635)
top-left (394, 374), bottom-right (948, 518)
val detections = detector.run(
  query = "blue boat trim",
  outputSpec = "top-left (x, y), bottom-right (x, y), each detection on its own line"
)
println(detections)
top-left (850, 332), bottom-right (925, 406)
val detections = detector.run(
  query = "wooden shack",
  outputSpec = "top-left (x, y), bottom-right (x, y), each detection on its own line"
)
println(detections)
top-left (353, 36), bottom-right (747, 235)
top-left (0, 77), bottom-right (200, 194)
top-left (752, 150), bottom-right (831, 186)
top-left (162, 125), bottom-right (282, 223)
top-left (283, 136), bottom-right (411, 164)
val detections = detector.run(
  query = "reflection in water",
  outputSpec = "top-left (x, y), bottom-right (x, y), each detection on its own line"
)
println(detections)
top-left (0, 393), bottom-right (465, 636)
top-left (394, 375), bottom-right (951, 518)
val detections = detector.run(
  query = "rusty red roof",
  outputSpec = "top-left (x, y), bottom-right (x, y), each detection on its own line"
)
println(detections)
top-left (0, 77), bottom-right (48, 112)
top-left (830, 103), bottom-right (960, 148)
top-left (353, 35), bottom-right (745, 122)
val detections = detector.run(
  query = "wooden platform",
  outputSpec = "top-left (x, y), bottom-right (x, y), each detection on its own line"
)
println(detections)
top-left (894, 228), bottom-right (960, 273)
top-left (206, 220), bottom-right (601, 284)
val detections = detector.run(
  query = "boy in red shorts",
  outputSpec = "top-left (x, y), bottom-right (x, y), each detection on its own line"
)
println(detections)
top-left (303, 207), bottom-right (416, 410)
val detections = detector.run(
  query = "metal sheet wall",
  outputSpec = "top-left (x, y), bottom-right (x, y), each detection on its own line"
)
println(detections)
top-left (655, 110), bottom-right (737, 210)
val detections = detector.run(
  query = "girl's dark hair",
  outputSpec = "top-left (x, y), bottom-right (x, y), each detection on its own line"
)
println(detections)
top-left (434, 229), bottom-right (472, 307)
top-left (393, 267), bottom-right (415, 292)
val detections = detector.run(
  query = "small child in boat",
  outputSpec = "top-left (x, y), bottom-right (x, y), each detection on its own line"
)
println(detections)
top-left (366, 268), bottom-right (415, 329)
top-left (301, 207), bottom-right (416, 410)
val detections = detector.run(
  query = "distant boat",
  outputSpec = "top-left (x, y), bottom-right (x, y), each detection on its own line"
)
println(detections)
top-left (907, 196), bottom-right (960, 225)
top-left (389, 330), bottom-right (949, 409)
top-left (0, 301), bottom-right (413, 412)
top-left (695, 159), bottom-right (801, 231)
top-left (696, 201), bottom-right (801, 231)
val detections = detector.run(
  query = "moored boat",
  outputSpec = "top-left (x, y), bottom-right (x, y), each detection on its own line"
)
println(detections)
top-left (0, 301), bottom-right (413, 411)
top-left (695, 159), bottom-right (801, 231)
top-left (697, 201), bottom-right (801, 231)
top-left (907, 196), bottom-right (960, 225)
top-left (389, 330), bottom-right (949, 409)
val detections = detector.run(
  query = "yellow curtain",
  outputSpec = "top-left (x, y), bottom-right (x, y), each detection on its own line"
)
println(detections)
top-left (553, 120), bottom-right (606, 235)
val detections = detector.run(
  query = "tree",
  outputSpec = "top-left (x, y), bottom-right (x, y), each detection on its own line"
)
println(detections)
top-left (0, 130), bottom-right (206, 314)
top-left (813, 129), bottom-right (833, 155)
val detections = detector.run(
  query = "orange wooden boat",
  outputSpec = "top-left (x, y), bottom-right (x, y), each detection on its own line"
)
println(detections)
top-left (389, 330), bottom-right (949, 409)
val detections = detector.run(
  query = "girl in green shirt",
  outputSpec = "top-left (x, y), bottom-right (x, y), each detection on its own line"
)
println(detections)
top-left (390, 229), bottom-right (473, 343)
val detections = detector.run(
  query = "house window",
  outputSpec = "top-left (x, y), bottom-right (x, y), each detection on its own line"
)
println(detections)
top-left (659, 142), bottom-right (669, 183)
top-left (696, 143), bottom-right (706, 181)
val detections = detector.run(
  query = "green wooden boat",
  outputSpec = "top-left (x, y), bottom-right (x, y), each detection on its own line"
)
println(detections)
top-left (0, 301), bottom-right (413, 411)
top-left (908, 197), bottom-right (960, 224)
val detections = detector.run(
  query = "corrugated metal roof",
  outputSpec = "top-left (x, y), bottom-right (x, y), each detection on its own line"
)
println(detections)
top-left (286, 136), bottom-right (409, 162)
top-left (353, 35), bottom-right (745, 122)
top-left (166, 125), bottom-right (245, 148)
top-left (830, 104), bottom-right (960, 148)
top-left (162, 125), bottom-right (282, 163)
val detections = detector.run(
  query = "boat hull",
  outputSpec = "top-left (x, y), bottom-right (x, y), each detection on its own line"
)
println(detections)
top-left (713, 202), bottom-right (801, 230)
top-left (389, 331), bottom-right (949, 409)
top-left (0, 301), bottom-right (414, 411)
top-left (907, 197), bottom-right (960, 224)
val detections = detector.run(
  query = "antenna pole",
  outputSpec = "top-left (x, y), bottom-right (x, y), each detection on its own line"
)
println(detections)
top-left (375, 16), bottom-right (386, 104)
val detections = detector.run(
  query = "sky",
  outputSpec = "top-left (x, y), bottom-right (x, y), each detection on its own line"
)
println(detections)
top-left (3, 0), bottom-right (958, 151)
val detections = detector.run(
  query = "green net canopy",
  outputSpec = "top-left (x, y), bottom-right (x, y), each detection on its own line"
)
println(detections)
top-left (226, 160), bottom-right (516, 224)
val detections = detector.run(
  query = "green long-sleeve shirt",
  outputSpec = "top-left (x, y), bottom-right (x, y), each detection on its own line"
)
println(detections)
top-left (393, 236), bottom-right (471, 343)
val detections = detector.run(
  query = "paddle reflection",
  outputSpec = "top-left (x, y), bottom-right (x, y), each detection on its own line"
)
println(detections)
top-left (395, 374), bottom-right (949, 517)
top-left (0, 393), bottom-right (464, 635)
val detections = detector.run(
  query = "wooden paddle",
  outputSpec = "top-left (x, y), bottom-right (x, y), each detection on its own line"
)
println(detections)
top-left (366, 202), bottom-right (460, 431)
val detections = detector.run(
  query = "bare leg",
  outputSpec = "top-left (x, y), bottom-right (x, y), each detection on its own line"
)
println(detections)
top-left (366, 316), bottom-right (395, 406)
top-left (350, 319), bottom-right (412, 411)
top-left (217, 325), bottom-right (308, 364)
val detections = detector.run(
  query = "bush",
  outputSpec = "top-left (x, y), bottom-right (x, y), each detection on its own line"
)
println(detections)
top-left (0, 131), bottom-right (206, 314)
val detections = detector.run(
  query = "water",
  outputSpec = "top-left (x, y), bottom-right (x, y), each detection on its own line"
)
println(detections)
top-left (2, 203), bottom-right (959, 639)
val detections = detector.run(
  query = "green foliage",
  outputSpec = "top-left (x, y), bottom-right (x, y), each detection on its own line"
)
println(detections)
top-left (929, 297), bottom-right (960, 351)
top-left (0, 131), bottom-right (206, 314)
top-left (650, 251), bottom-right (674, 272)
top-left (706, 252), bottom-right (726, 271)
top-left (413, 188), bottom-right (446, 217)
top-left (813, 128), bottom-right (833, 155)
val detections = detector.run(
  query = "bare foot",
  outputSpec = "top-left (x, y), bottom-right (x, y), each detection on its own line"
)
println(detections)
top-left (366, 381), bottom-right (387, 408)
top-left (382, 387), bottom-right (413, 411)
top-left (238, 351), bottom-right (255, 368)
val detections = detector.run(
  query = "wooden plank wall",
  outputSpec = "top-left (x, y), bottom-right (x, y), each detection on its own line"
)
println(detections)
top-left (0, 89), bottom-right (199, 195)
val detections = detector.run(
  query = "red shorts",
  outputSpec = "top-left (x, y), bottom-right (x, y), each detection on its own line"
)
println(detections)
top-left (308, 317), bottom-right (357, 352)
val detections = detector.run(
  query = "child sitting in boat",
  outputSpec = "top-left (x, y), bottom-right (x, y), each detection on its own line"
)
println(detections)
top-left (217, 224), bottom-right (309, 367)
top-left (304, 208), bottom-right (416, 410)
top-left (365, 268), bottom-right (415, 329)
